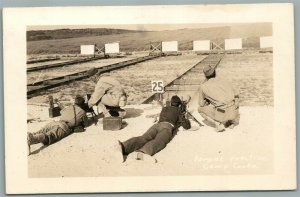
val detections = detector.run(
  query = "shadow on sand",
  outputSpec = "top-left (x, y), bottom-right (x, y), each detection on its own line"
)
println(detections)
top-left (30, 145), bottom-right (49, 155)
top-left (124, 108), bottom-right (144, 118)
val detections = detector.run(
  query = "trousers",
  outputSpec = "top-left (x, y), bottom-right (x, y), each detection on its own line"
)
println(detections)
top-left (35, 121), bottom-right (71, 145)
top-left (97, 102), bottom-right (126, 117)
top-left (198, 103), bottom-right (239, 125)
top-left (122, 122), bottom-right (174, 156)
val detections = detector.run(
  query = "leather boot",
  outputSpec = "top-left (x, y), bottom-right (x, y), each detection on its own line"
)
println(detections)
top-left (27, 132), bottom-right (46, 155)
top-left (215, 123), bottom-right (225, 132)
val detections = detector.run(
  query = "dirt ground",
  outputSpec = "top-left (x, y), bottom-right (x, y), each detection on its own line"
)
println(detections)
top-left (28, 104), bottom-right (273, 177)
top-left (27, 52), bottom-right (274, 177)
top-left (28, 54), bottom-right (206, 105)
top-left (27, 54), bottom-right (146, 84)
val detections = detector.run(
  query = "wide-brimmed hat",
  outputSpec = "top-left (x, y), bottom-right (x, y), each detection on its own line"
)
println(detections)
top-left (203, 65), bottom-right (215, 77)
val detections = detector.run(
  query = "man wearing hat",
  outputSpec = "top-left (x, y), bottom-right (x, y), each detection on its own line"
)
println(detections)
top-left (116, 95), bottom-right (191, 163)
top-left (198, 65), bottom-right (240, 132)
top-left (88, 75), bottom-right (127, 118)
top-left (27, 95), bottom-right (90, 155)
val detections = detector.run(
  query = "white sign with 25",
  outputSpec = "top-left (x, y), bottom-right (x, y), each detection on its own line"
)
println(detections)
top-left (151, 80), bottom-right (164, 93)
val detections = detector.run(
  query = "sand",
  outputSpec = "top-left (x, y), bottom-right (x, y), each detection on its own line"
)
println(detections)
top-left (27, 104), bottom-right (273, 177)
top-left (27, 52), bottom-right (274, 177)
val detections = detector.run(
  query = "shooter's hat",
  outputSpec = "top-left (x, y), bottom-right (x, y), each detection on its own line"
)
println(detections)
top-left (171, 95), bottom-right (182, 107)
top-left (74, 95), bottom-right (85, 106)
top-left (203, 65), bottom-right (215, 78)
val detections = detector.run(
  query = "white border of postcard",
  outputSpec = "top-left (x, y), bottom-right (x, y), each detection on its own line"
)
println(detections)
top-left (3, 4), bottom-right (296, 194)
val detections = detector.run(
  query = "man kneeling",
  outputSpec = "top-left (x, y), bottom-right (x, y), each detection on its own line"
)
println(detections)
top-left (198, 65), bottom-right (240, 132)
top-left (88, 75), bottom-right (127, 118)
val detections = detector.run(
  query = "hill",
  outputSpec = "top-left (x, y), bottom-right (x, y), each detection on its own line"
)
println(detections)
top-left (27, 24), bottom-right (272, 54)
top-left (27, 28), bottom-right (144, 41)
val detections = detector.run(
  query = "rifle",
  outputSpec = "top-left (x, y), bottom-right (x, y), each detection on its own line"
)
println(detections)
top-left (181, 99), bottom-right (204, 127)
top-left (187, 111), bottom-right (204, 127)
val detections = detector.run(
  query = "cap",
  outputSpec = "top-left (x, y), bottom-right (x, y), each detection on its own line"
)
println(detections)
top-left (171, 95), bottom-right (182, 107)
top-left (203, 65), bottom-right (215, 77)
top-left (74, 95), bottom-right (85, 105)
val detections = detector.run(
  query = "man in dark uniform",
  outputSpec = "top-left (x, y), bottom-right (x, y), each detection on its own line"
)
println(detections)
top-left (198, 65), bottom-right (240, 132)
top-left (117, 95), bottom-right (191, 163)
top-left (27, 95), bottom-right (91, 155)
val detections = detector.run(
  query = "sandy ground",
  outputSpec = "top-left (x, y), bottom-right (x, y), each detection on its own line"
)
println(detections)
top-left (27, 52), bottom-right (274, 177)
top-left (27, 104), bottom-right (273, 177)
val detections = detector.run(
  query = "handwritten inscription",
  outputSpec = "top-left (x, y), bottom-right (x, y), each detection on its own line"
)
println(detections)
top-left (194, 154), bottom-right (269, 171)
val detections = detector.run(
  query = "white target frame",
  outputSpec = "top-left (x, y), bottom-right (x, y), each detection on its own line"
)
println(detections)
top-left (193, 40), bottom-right (211, 51)
top-left (225, 38), bottom-right (243, 50)
top-left (105, 42), bottom-right (120, 53)
top-left (161, 41), bottom-right (178, 52)
top-left (260, 36), bottom-right (273, 48)
top-left (80, 45), bottom-right (95, 55)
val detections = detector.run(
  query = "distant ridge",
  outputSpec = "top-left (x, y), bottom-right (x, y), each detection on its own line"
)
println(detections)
top-left (27, 24), bottom-right (272, 54)
top-left (27, 28), bottom-right (146, 41)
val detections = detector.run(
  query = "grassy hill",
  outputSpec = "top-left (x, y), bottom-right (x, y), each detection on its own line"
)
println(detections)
top-left (27, 28), bottom-right (144, 41)
top-left (27, 24), bottom-right (272, 54)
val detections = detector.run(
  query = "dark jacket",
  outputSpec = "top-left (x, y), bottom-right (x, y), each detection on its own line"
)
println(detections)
top-left (158, 106), bottom-right (191, 130)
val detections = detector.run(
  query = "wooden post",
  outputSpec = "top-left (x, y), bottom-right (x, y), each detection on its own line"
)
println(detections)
top-left (49, 95), bottom-right (54, 108)
top-left (48, 95), bottom-right (61, 118)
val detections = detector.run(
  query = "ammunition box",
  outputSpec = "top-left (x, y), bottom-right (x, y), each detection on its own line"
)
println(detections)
top-left (103, 117), bottom-right (122, 131)
top-left (49, 107), bottom-right (61, 118)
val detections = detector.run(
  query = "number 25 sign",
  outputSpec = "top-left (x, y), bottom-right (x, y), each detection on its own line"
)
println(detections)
top-left (151, 80), bottom-right (164, 93)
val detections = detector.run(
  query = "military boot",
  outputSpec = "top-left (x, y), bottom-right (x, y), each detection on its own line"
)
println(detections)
top-left (215, 123), bottom-right (225, 132)
top-left (118, 109), bottom-right (126, 118)
top-left (27, 132), bottom-right (46, 155)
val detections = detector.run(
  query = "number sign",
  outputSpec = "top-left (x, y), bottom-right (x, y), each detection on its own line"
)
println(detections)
top-left (151, 81), bottom-right (164, 93)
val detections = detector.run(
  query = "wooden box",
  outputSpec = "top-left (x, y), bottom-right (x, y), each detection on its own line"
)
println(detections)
top-left (49, 107), bottom-right (61, 118)
top-left (103, 117), bottom-right (122, 131)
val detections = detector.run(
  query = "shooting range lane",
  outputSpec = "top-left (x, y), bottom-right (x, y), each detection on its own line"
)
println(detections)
top-left (27, 54), bottom-right (160, 98)
top-left (26, 57), bottom-right (62, 65)
top-left (143, 54), bottom-right (224, 105)
top-left (27, 56), bottom-right (105, 72)
top-left (27, 51), bottom-right (274, 177)
top-left (27, 54), bottom-right (206, 105)
top-left (144, 52), bottom-right (273, 107)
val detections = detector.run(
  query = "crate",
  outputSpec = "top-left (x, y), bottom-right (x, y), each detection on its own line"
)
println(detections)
top-left (49, 107), bottom-right (61, 118)
top-left (103, 117), bottom-right (122, 131)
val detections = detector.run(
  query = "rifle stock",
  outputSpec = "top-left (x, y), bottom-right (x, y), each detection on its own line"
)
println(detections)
top-left (187, 111), bottom-right (204, 127)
